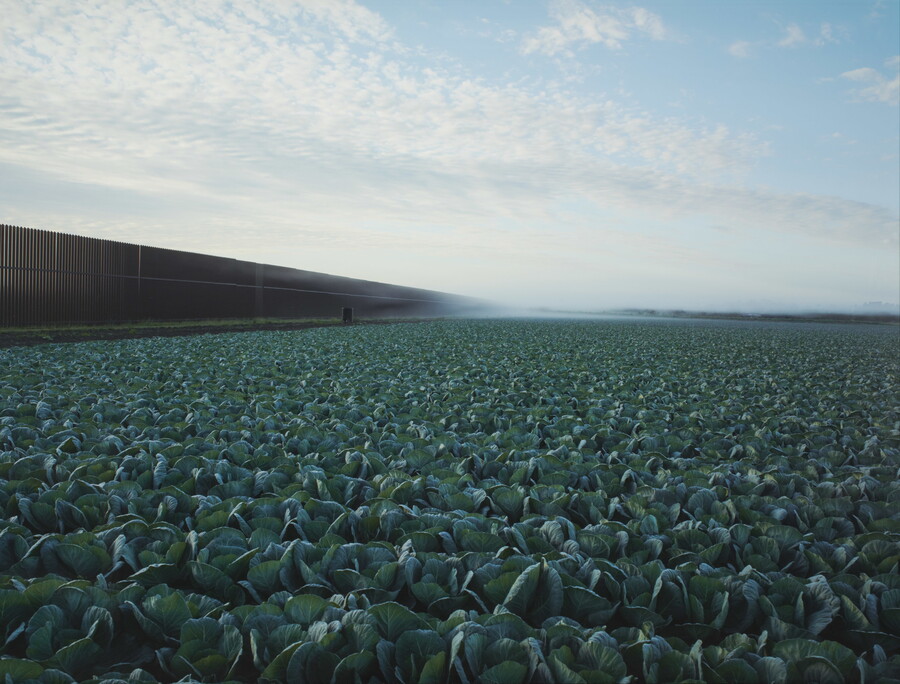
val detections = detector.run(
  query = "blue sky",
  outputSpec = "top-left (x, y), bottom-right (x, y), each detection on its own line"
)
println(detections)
top-left (1, 0), bottom-right (898, 312)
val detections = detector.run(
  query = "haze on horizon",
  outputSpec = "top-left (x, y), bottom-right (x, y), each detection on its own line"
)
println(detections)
top-left (1, 0), bottom-right (898, 314)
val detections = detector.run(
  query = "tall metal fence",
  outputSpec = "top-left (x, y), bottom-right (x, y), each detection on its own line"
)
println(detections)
top-left (0, 224), bottom-right (462, 327)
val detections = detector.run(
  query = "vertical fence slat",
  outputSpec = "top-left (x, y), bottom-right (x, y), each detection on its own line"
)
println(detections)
top-left (67, 231), bottom-right (74, 324)
top-left (73, 232), bottom-right (79, 324)
top-left (38, 228), bottom-right (43, 325)
top-left (0, 226), bottom-right (5, 326)
top-left (29, 228), bottom-right (36, 326)
top-left (3, 225), bottom-right (9, 326)
top-left (8, 226), bottom-right (14, 326)
top-left (42, 229), bottom-right (50, 325)
top-left (52, 231), bottom-right (60, 324)
top-left (28, 228), bottom-right (36, 326)
top-left (7, 225), bottom-right (11, 326)
top-left (93, 237), bottom-right (98, 321)
top-left (57, 231), bottom-right (64, 325)
top-left (18, 227), bottom-right (26, 326)
top-left (76, 232), bottom-right (83, 324)
top-left (68, 230), bottom-right (75, 323)
top-left (21, 227), bottom-right (29, 326)
top-left (64, 232), bottom-right (72, 324)
top-left (77, 232), bottom-right (84, 323)
top-left (34, 229), bottom-right (41, 326)
top-left (11, 226), bottom-right (17, 326)
top-left (19, 226), bottom-right (26, 326)
top-left (102, 240), bottom-right (109, 322)
top-left (16, 225), bottom-right (22, 326)
top-left (1, 226), bottom-right (7, 326)
top-left (34, 229), bottom-right (40, 326)
top-left (0, 226), bottom-right (4, 326)
top-left (89, 235), bottom-right (95, 323)
top-left (100, 240), bottom-right (106, 323)
top-left (51, 230), bottom-right (58, 325)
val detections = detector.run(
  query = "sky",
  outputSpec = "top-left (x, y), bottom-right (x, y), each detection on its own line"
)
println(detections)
top-left (1, 0), bottom-right (898, 313)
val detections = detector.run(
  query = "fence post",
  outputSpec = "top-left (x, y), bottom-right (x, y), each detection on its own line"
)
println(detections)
top-left (255, 263), bottom-right (264, 318)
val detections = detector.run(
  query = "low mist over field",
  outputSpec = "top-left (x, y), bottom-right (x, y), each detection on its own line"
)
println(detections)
top-left (1, 1), bottom-right (898, 312)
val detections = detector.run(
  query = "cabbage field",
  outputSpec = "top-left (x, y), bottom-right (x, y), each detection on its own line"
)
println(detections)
top-left (0, 319), bottom-right (898, 683)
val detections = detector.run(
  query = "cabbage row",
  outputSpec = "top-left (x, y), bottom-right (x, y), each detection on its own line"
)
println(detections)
top-left (0, 319), bottom-right (898, 683)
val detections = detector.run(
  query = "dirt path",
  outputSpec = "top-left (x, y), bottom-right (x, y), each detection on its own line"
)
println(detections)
top-left (0, 318), bottom-right (435, 349)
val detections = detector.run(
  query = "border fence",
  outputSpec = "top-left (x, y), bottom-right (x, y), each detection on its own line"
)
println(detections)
top-left (0, 224), bottom-right (466, 327)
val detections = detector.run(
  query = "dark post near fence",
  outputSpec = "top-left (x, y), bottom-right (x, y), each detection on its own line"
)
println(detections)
top-left (342, 307), bottom-right (353, 324)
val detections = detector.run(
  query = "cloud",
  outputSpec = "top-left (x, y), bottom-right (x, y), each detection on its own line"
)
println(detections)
top-left (840, 56), bottom-right (900, 105)
top-left (0, 0), bottom-right (760, 188)
top-left (778, 24), bottom-right (806, 47)
top-left (521, 0), bottom-right (667, 56)
top-left (817, 23), bottom-right (838, 45)
top-left (731, 21), bottom-right (841, 59)
top-left (294, 0), bottom-right (394, 42)
top-left (728, 41), bottom-right (752, 58)
top-left (869, 0), bottom-right (888, 20)
top-left (775, 21), bottom-right (842, 49)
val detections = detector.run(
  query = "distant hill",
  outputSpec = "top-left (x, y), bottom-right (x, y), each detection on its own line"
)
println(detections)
top-left (530, 307), bottom-right (900, 325)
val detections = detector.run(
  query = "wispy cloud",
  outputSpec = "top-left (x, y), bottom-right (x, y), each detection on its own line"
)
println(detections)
top-left (841, 56), bottom-right (900, 105)
top-left (778, 24), bottom-right (807, 48)
top-left (779, 21), bottom-right (841, 47)
top-left (521, 0), bottom-right (667, 56)
top-left (732, 21), bottom-right (841, 58)
top-left (817, 23), bottom-right (839, 45)
top-left (728, 41), bottom-right (752, 58)
top-left (0, 0), bottom-right (757, 187)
